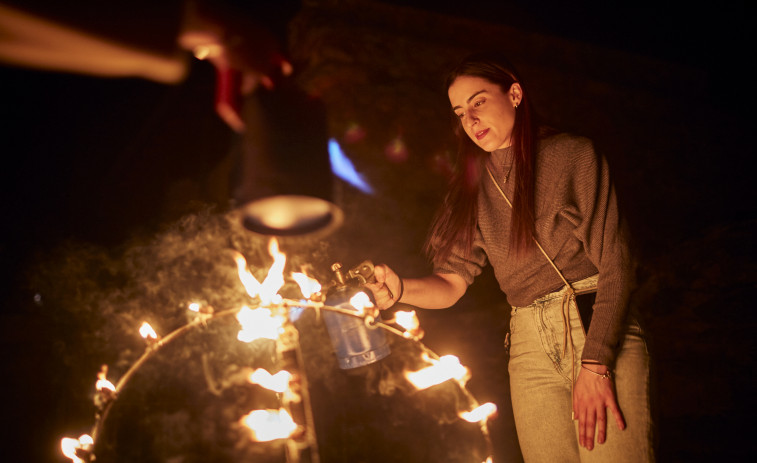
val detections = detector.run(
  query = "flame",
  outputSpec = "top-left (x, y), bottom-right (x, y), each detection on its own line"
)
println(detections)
top-left (395, 310), bottom-right (419, 332)
top-left (292, 272), bottom-right (321, 299)
top-left (405, 354), bottom-right (469, 390)
top-left (349, 291), bottom-right (373, 316)
top-left (139, 321), bottom-right (158, 340)
top-left (61, 434), bottom-right (93, 463)
top-left (241, 408), bottom-right (297, 442)
top-left (188, 301), bottom-right (213, 316)
top-left (460, 402), bottom-right (497, 423)
top-left (249, 368), bottom-right (292, 393)
top-left (96, 368), bottom-right (115, 392)
top-left (329, 138), bottom-right (374, 194)
top-left (259, 238), bottom-right (286, 305)
top-left (96, 377), bottom-right (115, 392)
top-left (233, 239), bottom-right (287, 305)
top-left (236, 306), bottom-right (285, 342)
top-left (61, 438), bottom-right (79, 459)
top-left (234, 251), bottom-right (262, 298)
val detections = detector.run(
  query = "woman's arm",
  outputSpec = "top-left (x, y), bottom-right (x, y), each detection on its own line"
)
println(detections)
top-left (570, 139), bottom-right (634, 366)
top-left (568, 138), bottom-right (631, 450)
top-left (364, 264), bottom-right (468, 310)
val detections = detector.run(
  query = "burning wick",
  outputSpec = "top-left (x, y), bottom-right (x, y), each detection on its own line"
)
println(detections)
top-left (187, 301), bottom-right (214, 324)
top-left (232, 238), bottom-right (287, 306)
top-left (349, 291), bottom-right (380, 325)
top-left (61, 434), bottom-right (93, 463)
top-left (234, 251), bottom-right (262, 298)
top-left (236, 306), bottom-right (285, 342)
top-left (394, 310), bottom-right (424, 339)
top-left (94, 365), bottom-right (116, 409)
top-left (405, 354), bottom-right (470, 390)
top-left (260, 238), bottom-right (286, 306)
top-left (292, 271), bottom-right (322, 301)
top-left (139, 321), bottom-right (160, 344)
top-left (248, 368), bottom-right (292, 394)
top-left (95, 370), bottom-right (115, 394)
top-left (188, 302), bottom-right (214, 315)
top-left (349, 291), bottom-right (372, 315)
top-left (241, 408), bottom-right (298, 442)
top-left (460, 402), bottom-right (498, 423)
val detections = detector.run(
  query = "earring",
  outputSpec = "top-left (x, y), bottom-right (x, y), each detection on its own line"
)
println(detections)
top-left (514, 102), bottom-right (519, 109)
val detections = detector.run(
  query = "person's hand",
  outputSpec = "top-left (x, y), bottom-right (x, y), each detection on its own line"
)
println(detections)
top-left (177, 1), bottom-right (292, 131)
top-left (573, 364), bottom-right (626, 450)
top-left (364, 264), bottom-right (402, 310)
top-left (178, 1), bottom-right (291, 92)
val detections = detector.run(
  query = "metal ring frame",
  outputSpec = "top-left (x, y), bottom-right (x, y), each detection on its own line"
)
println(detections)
top-left (88, 299), bottom-right (495, 461)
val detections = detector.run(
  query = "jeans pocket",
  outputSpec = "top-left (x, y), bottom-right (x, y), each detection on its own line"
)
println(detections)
top-left (625, 317), bottom-right (650, 356)
top-left (505, 311), bottom-right (516, 356)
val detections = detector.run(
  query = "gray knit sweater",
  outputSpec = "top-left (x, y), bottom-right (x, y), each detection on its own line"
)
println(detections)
top-left (436, 133), bottom-right (633, 365)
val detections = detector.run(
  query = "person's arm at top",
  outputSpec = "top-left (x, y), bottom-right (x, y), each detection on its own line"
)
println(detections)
top-left (0, 1), bottom-right (287, 89)
top-left (364, 264), bottom-right (468, 310)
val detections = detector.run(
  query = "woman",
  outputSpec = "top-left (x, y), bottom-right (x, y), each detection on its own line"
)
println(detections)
top-left (366, 53), bottom-right (653, 462)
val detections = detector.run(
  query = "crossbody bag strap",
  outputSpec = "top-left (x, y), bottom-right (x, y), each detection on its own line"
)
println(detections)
top-left (484, 165), bottom-right (573, 291)
top-left (485, 165), bottom-right (583, 392)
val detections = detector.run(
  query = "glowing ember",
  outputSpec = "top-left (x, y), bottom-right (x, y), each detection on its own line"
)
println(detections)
top-left (249, 368), bottom-right (292, 393)
top-left (292, 272), bottom-right (321, 299)
top-left (241, 408), bottom-right (298, 442)
top-left (188, 302), bottom-right (201, 312)
top-left (139, 321), bottom-right (158, 340)
top-left (236, 306), bottom-right (285, 342)
top-left (348, 291), bottom-right (373, 315)
top-left (460, 402), bottom-right (497, 423)
top-left (61, 434), bottom-right (93, 463)
top-left (234, 251), bottom-right (262, 298)
top-left (405, 354), bottom-right (469, 390)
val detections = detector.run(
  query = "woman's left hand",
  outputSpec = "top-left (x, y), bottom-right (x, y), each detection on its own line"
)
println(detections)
top-left (573, 364), bottom-right (626, 450)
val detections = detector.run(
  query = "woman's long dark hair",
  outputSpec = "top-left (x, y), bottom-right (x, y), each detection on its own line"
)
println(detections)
top-left (425, 52), bottom-right (538, 267)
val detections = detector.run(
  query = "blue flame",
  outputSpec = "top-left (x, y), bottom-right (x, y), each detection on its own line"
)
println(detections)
top-left (328, 138), bottom-right (374, 194)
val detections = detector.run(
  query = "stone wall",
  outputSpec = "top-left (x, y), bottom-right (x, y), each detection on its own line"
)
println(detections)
top-left (286, 1), bottom-right (754, 461)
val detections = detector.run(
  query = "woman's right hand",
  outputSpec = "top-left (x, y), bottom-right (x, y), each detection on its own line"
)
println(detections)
top-left (364, 264), bottom-right (403, 310)
top-left (365, 268), bottom-right (467, 311)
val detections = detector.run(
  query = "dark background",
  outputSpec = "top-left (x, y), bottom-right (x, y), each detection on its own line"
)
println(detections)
top-left (1, 1), bottom-right (755, 461)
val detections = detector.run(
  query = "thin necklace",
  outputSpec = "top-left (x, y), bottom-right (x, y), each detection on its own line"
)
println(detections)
top-left (503, 161), bottom-right (513, 184)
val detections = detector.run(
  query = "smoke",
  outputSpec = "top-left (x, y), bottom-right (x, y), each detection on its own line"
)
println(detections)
top-left (28, 205), bottom-right (488, 461)
top-left (29, 207), bottom-right (334, 364)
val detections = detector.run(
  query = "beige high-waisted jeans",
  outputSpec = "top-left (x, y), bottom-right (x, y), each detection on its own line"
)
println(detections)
top-left (508, 275), bottom-right (654, 462)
